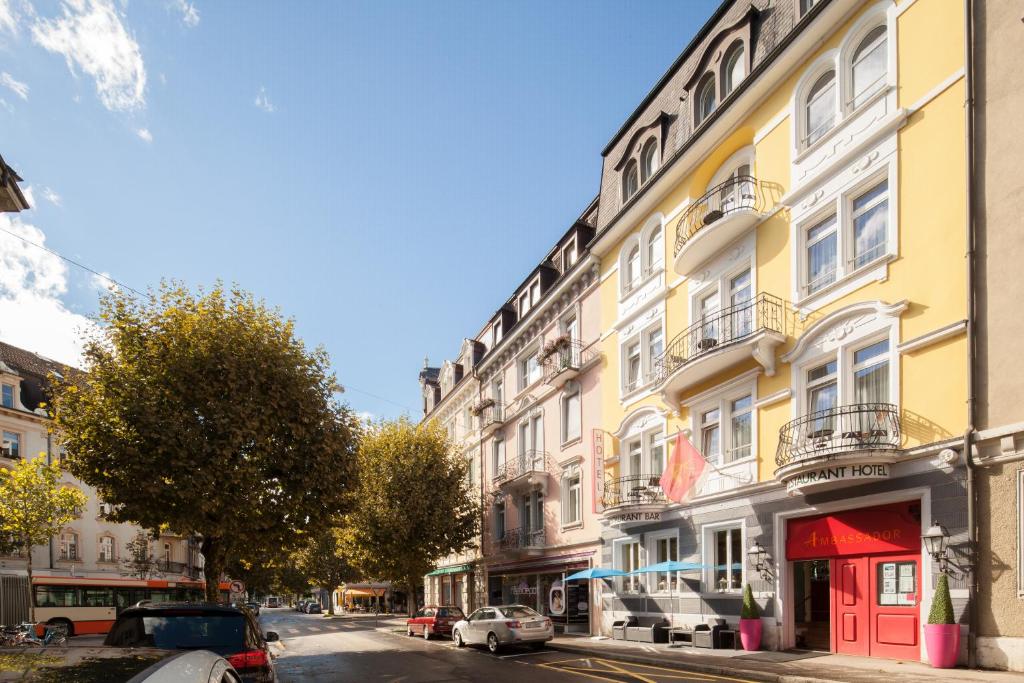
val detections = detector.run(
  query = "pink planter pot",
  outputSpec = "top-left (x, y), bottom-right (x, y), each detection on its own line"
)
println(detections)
top-left (925, 624), bottom-right (960, 668)
top-left (739, 618), bottom-right (762, 651)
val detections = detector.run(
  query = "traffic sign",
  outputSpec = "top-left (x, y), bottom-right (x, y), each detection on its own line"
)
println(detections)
top-left (229, 580), bottom-right (245, 594)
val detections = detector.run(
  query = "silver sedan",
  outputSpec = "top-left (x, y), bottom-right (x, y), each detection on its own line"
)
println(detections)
top-left (452, 604), bottom-right (553, 654)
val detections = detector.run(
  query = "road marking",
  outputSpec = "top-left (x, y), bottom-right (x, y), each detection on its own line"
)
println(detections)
top-left (285, 628), bottom-right (299, 634)
top-left (498, 650), bottom-right (548, 659)
top-left (539, 657), bottom-right (756, 683)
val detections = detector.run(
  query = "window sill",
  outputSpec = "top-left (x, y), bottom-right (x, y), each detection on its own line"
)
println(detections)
top-left (618, 267), bottom-right (664, 303)
top-left (560, 436), bottom-right (582, 451)
top-left (560, 521), bottom-right (583, 533)
top-left (620, 379), bottom-right (658, 403)
top-left (795, 252), bottom-right (895, 314)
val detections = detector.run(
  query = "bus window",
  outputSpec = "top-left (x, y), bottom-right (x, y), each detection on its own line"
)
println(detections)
top-left (35, 586), bottom-right (79, 607)
top-left (82, 588), bottom-right (115, 607)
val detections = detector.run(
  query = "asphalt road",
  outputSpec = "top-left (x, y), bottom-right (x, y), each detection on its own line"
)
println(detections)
top-left (259, 608), bottom-right (758, 683)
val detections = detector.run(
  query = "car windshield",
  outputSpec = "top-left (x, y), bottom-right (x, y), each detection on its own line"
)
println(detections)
top-left (437, 608), bottom-right (464, 618)
top-left (498, 606), bottom-right (540, 618)
top-left (105, 613), bottom-right (246, 653)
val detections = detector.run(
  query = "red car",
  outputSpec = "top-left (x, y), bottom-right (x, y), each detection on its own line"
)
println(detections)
top-left (406, 605), bottom-right (465, 639)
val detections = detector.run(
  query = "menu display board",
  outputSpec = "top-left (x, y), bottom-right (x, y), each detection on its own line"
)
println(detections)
top-left (877, 561), bottom-right (916, 606)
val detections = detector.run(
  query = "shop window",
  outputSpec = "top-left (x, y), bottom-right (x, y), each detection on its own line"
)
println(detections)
top-left (651, 533), bottom-right (679, 593)
top-left (707, 525), bottom-right (743, 592)
top-left (618, 540), bottom-right (643, 593)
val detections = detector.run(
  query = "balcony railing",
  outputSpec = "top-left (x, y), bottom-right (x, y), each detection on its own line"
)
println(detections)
top-left (775, 403), bottom-right (901, 468)
top-left (654, 293), bottom-right (785, 382)
top-left (542, 339), bottom-right (596, 385)
top-left (160, 560), bottom-right (198, 577)
top-left (58, 549), bottom-right (79, 561)
top-left (602, 473), bottom-right (668, 508)
top-left (494, 451), bottom-right (548, 486)
top-left (674, 174), bottom-right (767, 257)
top-left (476, 402), bottom-right (505, 432)
top-left (498, 526), bottom-right (546, 551)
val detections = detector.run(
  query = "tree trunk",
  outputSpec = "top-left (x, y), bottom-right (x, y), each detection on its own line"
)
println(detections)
top-left (407, 575), bottom-right (418, 617)
top-left (25, 535), bottom-right (34, 624)
top-left (201, 536), bottom-right (224, 603)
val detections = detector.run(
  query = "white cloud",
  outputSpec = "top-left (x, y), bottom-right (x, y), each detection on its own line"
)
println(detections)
top-left (0, 98), bottom-right (13, 113)
top-left (356, 411), bottom-right (376, 426)
top-left (89, 270), bottom-right (118, 293)
top-left (20, 184), bottom-right (35, 207)
top-left (0, 72), bottom-right (28, 100)
top-left (171, 0), bottom-right (198, 28)
top-left (31, 0), bottom-right (147, 112)
top-left (254, 85), bottom-right (274, 113)
top-left (40, 186), bottom-right (62, 206)
top-left (136, 127), bottom-right (152, 142)
top-left (0, 215), bottom-right (94, 366)
top-left (0, 0), bottom-right (16, 34)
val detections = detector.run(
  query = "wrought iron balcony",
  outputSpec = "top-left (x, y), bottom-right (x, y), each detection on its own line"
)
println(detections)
top-left (476, 402), bottom-right (505, 436)
top-left (601, 473), bottom-right (668, 508)
top-left (498, 526), bottom-right (546, 552)
top-left (654, 293), bottom-right (785, 396)
top-left (543, 339), bottom-right (597, 388)
top-left (775, 403), bottom-right (901, 469)
top-left (673, 174), bottom-right (769, 276)
top-left (494, 451), bottom-right (548, 489)
top-left (160, 560), bottom-right (200, 578)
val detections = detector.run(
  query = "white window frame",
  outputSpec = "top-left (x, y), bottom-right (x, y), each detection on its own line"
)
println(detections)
top-left (620, 425), bottom-right (665, 479)
top-left (517, 411), bottom-right (544, 460)
top-left (721, 40), bottom-right (745, 98)
top-left (794, 165), bottom-right (896, 306)
top-left (562, 239), bottom-right (578, 272)
top-left (560, 382), bottom-right (582, 446)
top-left (1, 430), bottom-right (20, 459)
top-left (560, 463), bottom-right (583, 529)
top-left (613, 536), bottom-right (645, 594)
top-left (620, 320), bottom-right (664, 397)
top-left (694, 72), bottom-right (716, 127)
top-left (701, 519), bottom-right (745, 595)
top-left (517, 347), bottom-right (542, 392)
top-left (99, 536), bottom-right (115, 563)
top-left (60, 531), bottom-right (79, 561)
top-left (623, 160), bottom-right (639, 202)
top-left (493, 320), bottom-right (503, 346)
top-left (491, 437), bottom-right (505, 479)
top-left (686, 377), bottom-right (758, 468)
top-left (640, 137), bottom-right (659, 184)
top-left (1, 383), bottom-right (13, 409)
top-left (646, 528), bottom-right (681, 595)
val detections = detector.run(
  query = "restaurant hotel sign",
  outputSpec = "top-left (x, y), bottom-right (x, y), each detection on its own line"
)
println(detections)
top-left (786, 500), bottom-right (921, 560)
top-left (784, 462), bottom-right (890, 494)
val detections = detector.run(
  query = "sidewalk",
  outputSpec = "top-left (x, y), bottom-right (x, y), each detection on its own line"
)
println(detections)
top-left (548, 635), bottom-right (1021, 683)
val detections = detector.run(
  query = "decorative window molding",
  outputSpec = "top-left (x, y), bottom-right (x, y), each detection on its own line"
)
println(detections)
top-left (700, 519), bottom-right (746, 595)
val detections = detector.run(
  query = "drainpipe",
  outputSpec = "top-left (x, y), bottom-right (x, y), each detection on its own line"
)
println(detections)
top-left (474, 367), bottom-right (485, 612)
top-left (962, 0), bottom-right (978, 668)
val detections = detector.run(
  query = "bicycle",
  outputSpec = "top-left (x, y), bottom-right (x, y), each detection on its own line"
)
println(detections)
top-left (0, 622), bottom-right (67, 648)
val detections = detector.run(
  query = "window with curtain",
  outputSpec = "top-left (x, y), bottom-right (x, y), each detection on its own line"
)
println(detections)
top-left (853, 340), bottom-right (889, 404)
top-left (562, 468), bottom-right (582, 525)
top-left (850, 26), bottom-right (887, 109)
top-left (645, 328), bottom-right (663, 382)
top-left (626, 438), bottom-right (642, 477)
top-left (695, 73), bottom-right (716, 126)
top-left (722, 42), bottom-right (745, 97)
top-left (648, 430), bottom-right (665, 475)
top-left (640, 138), bottom-right (659, 184)
top-left (805, 70), bottom-right (836, 146)
top-left (713, 527), bottom-right (743, 592)
top-left (99, 536), bottom-right (115, 562)
top-left (700, 408), bottom-right (721, 464)
top-left (852, 180), bottom-right (889, 269)
top-left (729, 269), bottom-right (753, 338)
top-left (562, 388), bottom-right (581, 443)
top-left (655, 535), bottom-right (679, 592)
top-left (646, 226), bottom-right (663, 270)
top-left (727, 395), bottom-right (752, 462)
top-left (619, 541), bottom-right (643, 593)
top-left (807, 359), bottom-right (838, 435)
top-left (625, 341), bottom-right (641, 391)
top-left (60, 532), bottom-right (79, 561)
top-left (806, 214), bottom-right (838, 294)
top-left (626, 245), bottom-right (641, 291)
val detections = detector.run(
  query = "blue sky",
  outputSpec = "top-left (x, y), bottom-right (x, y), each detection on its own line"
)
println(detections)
top-left (0, 0), bottom-right (717, 420)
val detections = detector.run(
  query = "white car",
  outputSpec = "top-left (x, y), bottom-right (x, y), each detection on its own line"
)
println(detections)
top-left (452, 604), bottom-right (553, 654)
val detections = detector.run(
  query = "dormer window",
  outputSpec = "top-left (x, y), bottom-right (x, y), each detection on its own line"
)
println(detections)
top-left (493, 320), bottom-right (503, 346)
top-left (519, 291), bottom-right (531, 317)
top-left (1, 383), bottom-right (12, 409)
top-left (695, 73), bottom-right (716, 127)
top-left (623, 160), bottom-right (639, 201)
top-left (721, 42), bottom-right (745, 98)
top-left (800, 0), bottom-right (820, 16)
top-left (562, 240), bottom-right (578, 271)
top-left (640, 138), bottom-right (659, 184)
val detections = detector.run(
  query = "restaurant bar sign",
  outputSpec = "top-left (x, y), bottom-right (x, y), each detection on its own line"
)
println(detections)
top-left (785, 463), bottom-right (890, 494)
top-left (608, 510), bottom-right (662, 526)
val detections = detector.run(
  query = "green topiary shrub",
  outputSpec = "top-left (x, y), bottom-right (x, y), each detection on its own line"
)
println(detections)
top-left (928, 573), bottom-right (955, 625)
top-left (740, 583), bottom-right (760, 620)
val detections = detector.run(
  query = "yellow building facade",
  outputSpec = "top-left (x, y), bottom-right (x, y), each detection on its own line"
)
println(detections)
top-left (588, 0), bottom-right (971, 664)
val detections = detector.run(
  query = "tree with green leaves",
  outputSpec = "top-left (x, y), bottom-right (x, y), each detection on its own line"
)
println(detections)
top-left (0, 454), bottom-right (88, 622)
top-left (342, 418), bottom-right (479, 615)
top-left (295, 531), bottom-right (359, 615)
top-left (51, 282), bottom-right (361, 601)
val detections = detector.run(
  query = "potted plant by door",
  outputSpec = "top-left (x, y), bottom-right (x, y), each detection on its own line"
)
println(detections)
top-left (924, 573), bottom-right (960, 668)
top-left (739, 583), bottom-right (762, 651)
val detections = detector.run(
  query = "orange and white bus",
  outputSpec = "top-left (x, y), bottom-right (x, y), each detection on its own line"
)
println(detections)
top-left (32, 576), bottom-right (232, 636)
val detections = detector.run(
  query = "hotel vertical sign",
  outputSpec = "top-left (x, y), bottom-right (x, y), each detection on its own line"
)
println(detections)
top-left (592, 428), bottom-right (604, 513)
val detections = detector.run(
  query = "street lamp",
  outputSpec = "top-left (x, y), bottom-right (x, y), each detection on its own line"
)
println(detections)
top-left (922, 521), bottom-right (950, 572)
top-left (747, 541), bottom-right (772, 581)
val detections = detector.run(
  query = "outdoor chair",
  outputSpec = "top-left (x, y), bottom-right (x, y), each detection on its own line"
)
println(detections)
top-left (612, 616), bottom-right (637, 640)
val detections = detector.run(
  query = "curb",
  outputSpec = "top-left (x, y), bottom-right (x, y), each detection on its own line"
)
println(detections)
top-left (547, 642), bottom-right (841, 683)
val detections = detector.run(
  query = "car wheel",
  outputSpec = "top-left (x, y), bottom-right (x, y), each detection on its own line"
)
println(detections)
top-left (423, 626), bottom-right (431, 640)
top-left (487, 632), bottom-right (500, 654)
top-left (453, 629), bottom-right (464, 647)
top-left (406, 626), bottom-right (414, 637)
top-left (48, 619), bottom-right (73, 638)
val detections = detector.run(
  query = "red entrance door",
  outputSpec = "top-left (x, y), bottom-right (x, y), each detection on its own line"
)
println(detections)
top-left (868, 554), bottom-right (920, 660)
top-left (831, 557), bottom-right (869, 656)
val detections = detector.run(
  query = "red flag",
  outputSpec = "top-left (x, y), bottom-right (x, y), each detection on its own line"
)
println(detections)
top-left (659, 432), bottom-right (707, 504)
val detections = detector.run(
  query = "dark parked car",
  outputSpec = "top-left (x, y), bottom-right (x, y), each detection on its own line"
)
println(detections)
top-left (245, 602), bottom-right (261, 617)
top-left (304, 601), bottom-right (322, 614)
top-left (104, 603), bottom-right (278, 683)
top-left (406, 605), bottom-right (465, 639)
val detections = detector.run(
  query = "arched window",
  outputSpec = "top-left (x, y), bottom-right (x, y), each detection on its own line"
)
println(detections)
top-left (804, 70), bottom-right (836, 147)
top-left (640, 138), bottom-right (659, 184)
top-left (99, 535), bottom-right (116, 562)
top-left (850, 26), bottom-right (887, 109)
top-left (626, 244), bottom-right (641, 289)
top-left (623, 161), bottom-right (639, 201)
top-left (695, 73), bottom-right (716, 126)
top-left (59, 531), bottom-right (79, 561)
top-left (722, 42), bottom-right (745, 97)
top-left (646, 226), bottom-right (663, 270)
